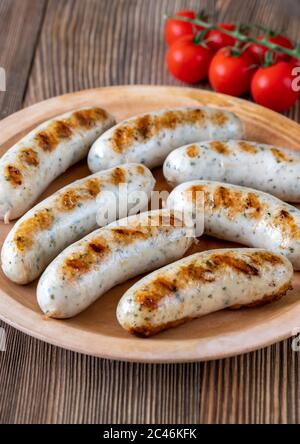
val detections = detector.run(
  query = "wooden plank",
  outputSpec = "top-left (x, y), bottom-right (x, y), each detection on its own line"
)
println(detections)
top-left (0, 0), bottom-right (46, 118)
top-left (1, 0), bottom-right (300, 424)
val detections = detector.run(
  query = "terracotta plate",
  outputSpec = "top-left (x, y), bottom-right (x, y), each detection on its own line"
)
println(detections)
top-left (1, 85), bottom-right (300, 363)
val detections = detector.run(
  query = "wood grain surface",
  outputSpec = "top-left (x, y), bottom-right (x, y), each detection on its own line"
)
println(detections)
top-left (1, 0), bottom-right (300, 424)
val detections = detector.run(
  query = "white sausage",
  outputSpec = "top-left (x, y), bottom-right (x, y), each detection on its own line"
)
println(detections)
top-left (37, 210), bottom-right (194, 318)
top-left (0, 107), bottom-right (115, 221)
top-left (167, 180), bottom-right (300, 270)
top-left (1, 163), bottom-right (155, 284)
top-left (163, 139), bottom-right (300, 202)
top-left (88, 107), bottom-right (243, 172)
top-left (117, 248), bottom-right (293, 337)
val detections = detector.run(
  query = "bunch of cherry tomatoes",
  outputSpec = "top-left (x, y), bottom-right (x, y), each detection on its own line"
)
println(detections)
top-left (165, 10), bottom-right (300, 112)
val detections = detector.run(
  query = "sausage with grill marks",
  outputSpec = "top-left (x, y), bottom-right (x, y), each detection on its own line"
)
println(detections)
top-left (163, 139), bottom-right (300, 202)
top-left (88, 107), bottom-right (243, 172)
top-left (117, 248), bottom-right (293, 337)
top-left (0, 107), bottom-right (116, 221)
top-left (167, 180), bottom-right (300, 270)
top-left (1, 163), bottom-right (155, 284)
top-left (37, 210), bottom-right (194, 318)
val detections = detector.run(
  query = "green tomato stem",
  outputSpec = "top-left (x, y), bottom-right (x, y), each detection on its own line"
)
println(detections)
top-left (165, 14), bottom-right (300, 60)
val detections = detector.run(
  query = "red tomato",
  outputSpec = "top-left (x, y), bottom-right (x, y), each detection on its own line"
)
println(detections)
top-left (164, 10), bottom-right (203, 46)
top-left (248, 34), bottom-right (293, 63)
top-left (251, 62), bottom-right (299, 112)
top-left (290, 57), bottom-right (300, 68)
top-left (206, 23), bottom-right (237, 52)
top-left (166, 35), bottom-right (213, 83)
top-left (208, 48), bottom-right (256, 96)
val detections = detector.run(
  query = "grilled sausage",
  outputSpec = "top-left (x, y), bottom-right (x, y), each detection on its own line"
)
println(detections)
top-left (1, 163), bottom-right (155, 284)
top-left (87, 107), bottom-right (243, 172)
top-left (117, 248), bottom-right (293, 337)
top-left (167, 180), bottom-right (300, 269)
top-left (0, 107), bottom-right (116, 221)
top-left (163, 140), bottom-right (300, 202)
top-left (37, 210), bottom-right (194, 318)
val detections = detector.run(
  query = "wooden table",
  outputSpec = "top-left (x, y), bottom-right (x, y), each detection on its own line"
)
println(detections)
top-left (0, 0), bottom-right (300, 424)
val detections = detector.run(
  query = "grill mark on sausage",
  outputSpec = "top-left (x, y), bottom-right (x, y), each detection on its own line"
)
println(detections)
top-left (210, 141), bottom-right (231, 155)
top-left (14, 209), bottom-right (54, 251)
top-left (52, 120), bottom-right (73, 139)
top-left (131, 278), bottom-right (292, 336)
top-left (62, 236), bottom-right (109, 279)
top-left (249, 251), bottom-right (284, 266)
top-left (213, 186), bottom-right (263, 220)
top-left (57, 178), bottom-right (101, 211)
top-left (132, 278), bottom-right (292, 337)
top-left (136, 277), bottom-right (179, 310)
top-left (135, 251), bottom-right (271, 309)
top-left (110, 167), bottom-right (126, 185)
top-left (186, 185), bottom-right (264, 220)
top-left (187, 185), bottom-right (207, 204)
top-left (245, 192), bottom-right (263, 219)
top-left (271, 147), bottom-right (293, 163)
top-left (238, 141), bottom-right (257, 154)
top-left (211, 111), bottom-right (229, 127)
top-left (5, 165), bottom-right (23, 186)
top-left (59, 190), bottom-right (80, 211)
top-left (135, 165), bottom-right (145, 175)
top-left (35, 128), bottom-right (59, 152)
top-left (186, 144), bottom-right (199, 158)
top-left (148, 212), bottom-right (178, 227)
top-left (210, 253), bottom-right (259, 275)
top-left (111, 227), bottom-right (150, 244)
top-left (70, 108), bottom-right (108, 128)
top-left (85, 178), bottom-right (101, 197)
top-left (272, 209), bottom-right (300, 240)
top-left (19, 148), bottom-right (39, 167)
top-left (35, 108), bottom-right (108, 152)
top-left (111, 109), bottom-right (206, 153)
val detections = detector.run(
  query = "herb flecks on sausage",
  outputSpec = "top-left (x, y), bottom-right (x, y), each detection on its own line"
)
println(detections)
top-left (230, 280), bottom-right (291, 309)
top-left (111, 109), bottom-right (207, 153)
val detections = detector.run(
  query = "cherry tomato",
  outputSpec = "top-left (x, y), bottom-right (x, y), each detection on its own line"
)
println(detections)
top-left (208, 47), bottom-right (256, 96)
top-left (206, 23), bottom-right (237, 52)
top-left (290, 57), bottom-right (300, 68)
top-left (248, 34), bottom-right (293, 63)
top-left (166, 35), bottom-right (213, 83)
top-left (251, 62), bottom-right (299, 112)
top-left (164, 10), bottom-right (203, 46)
